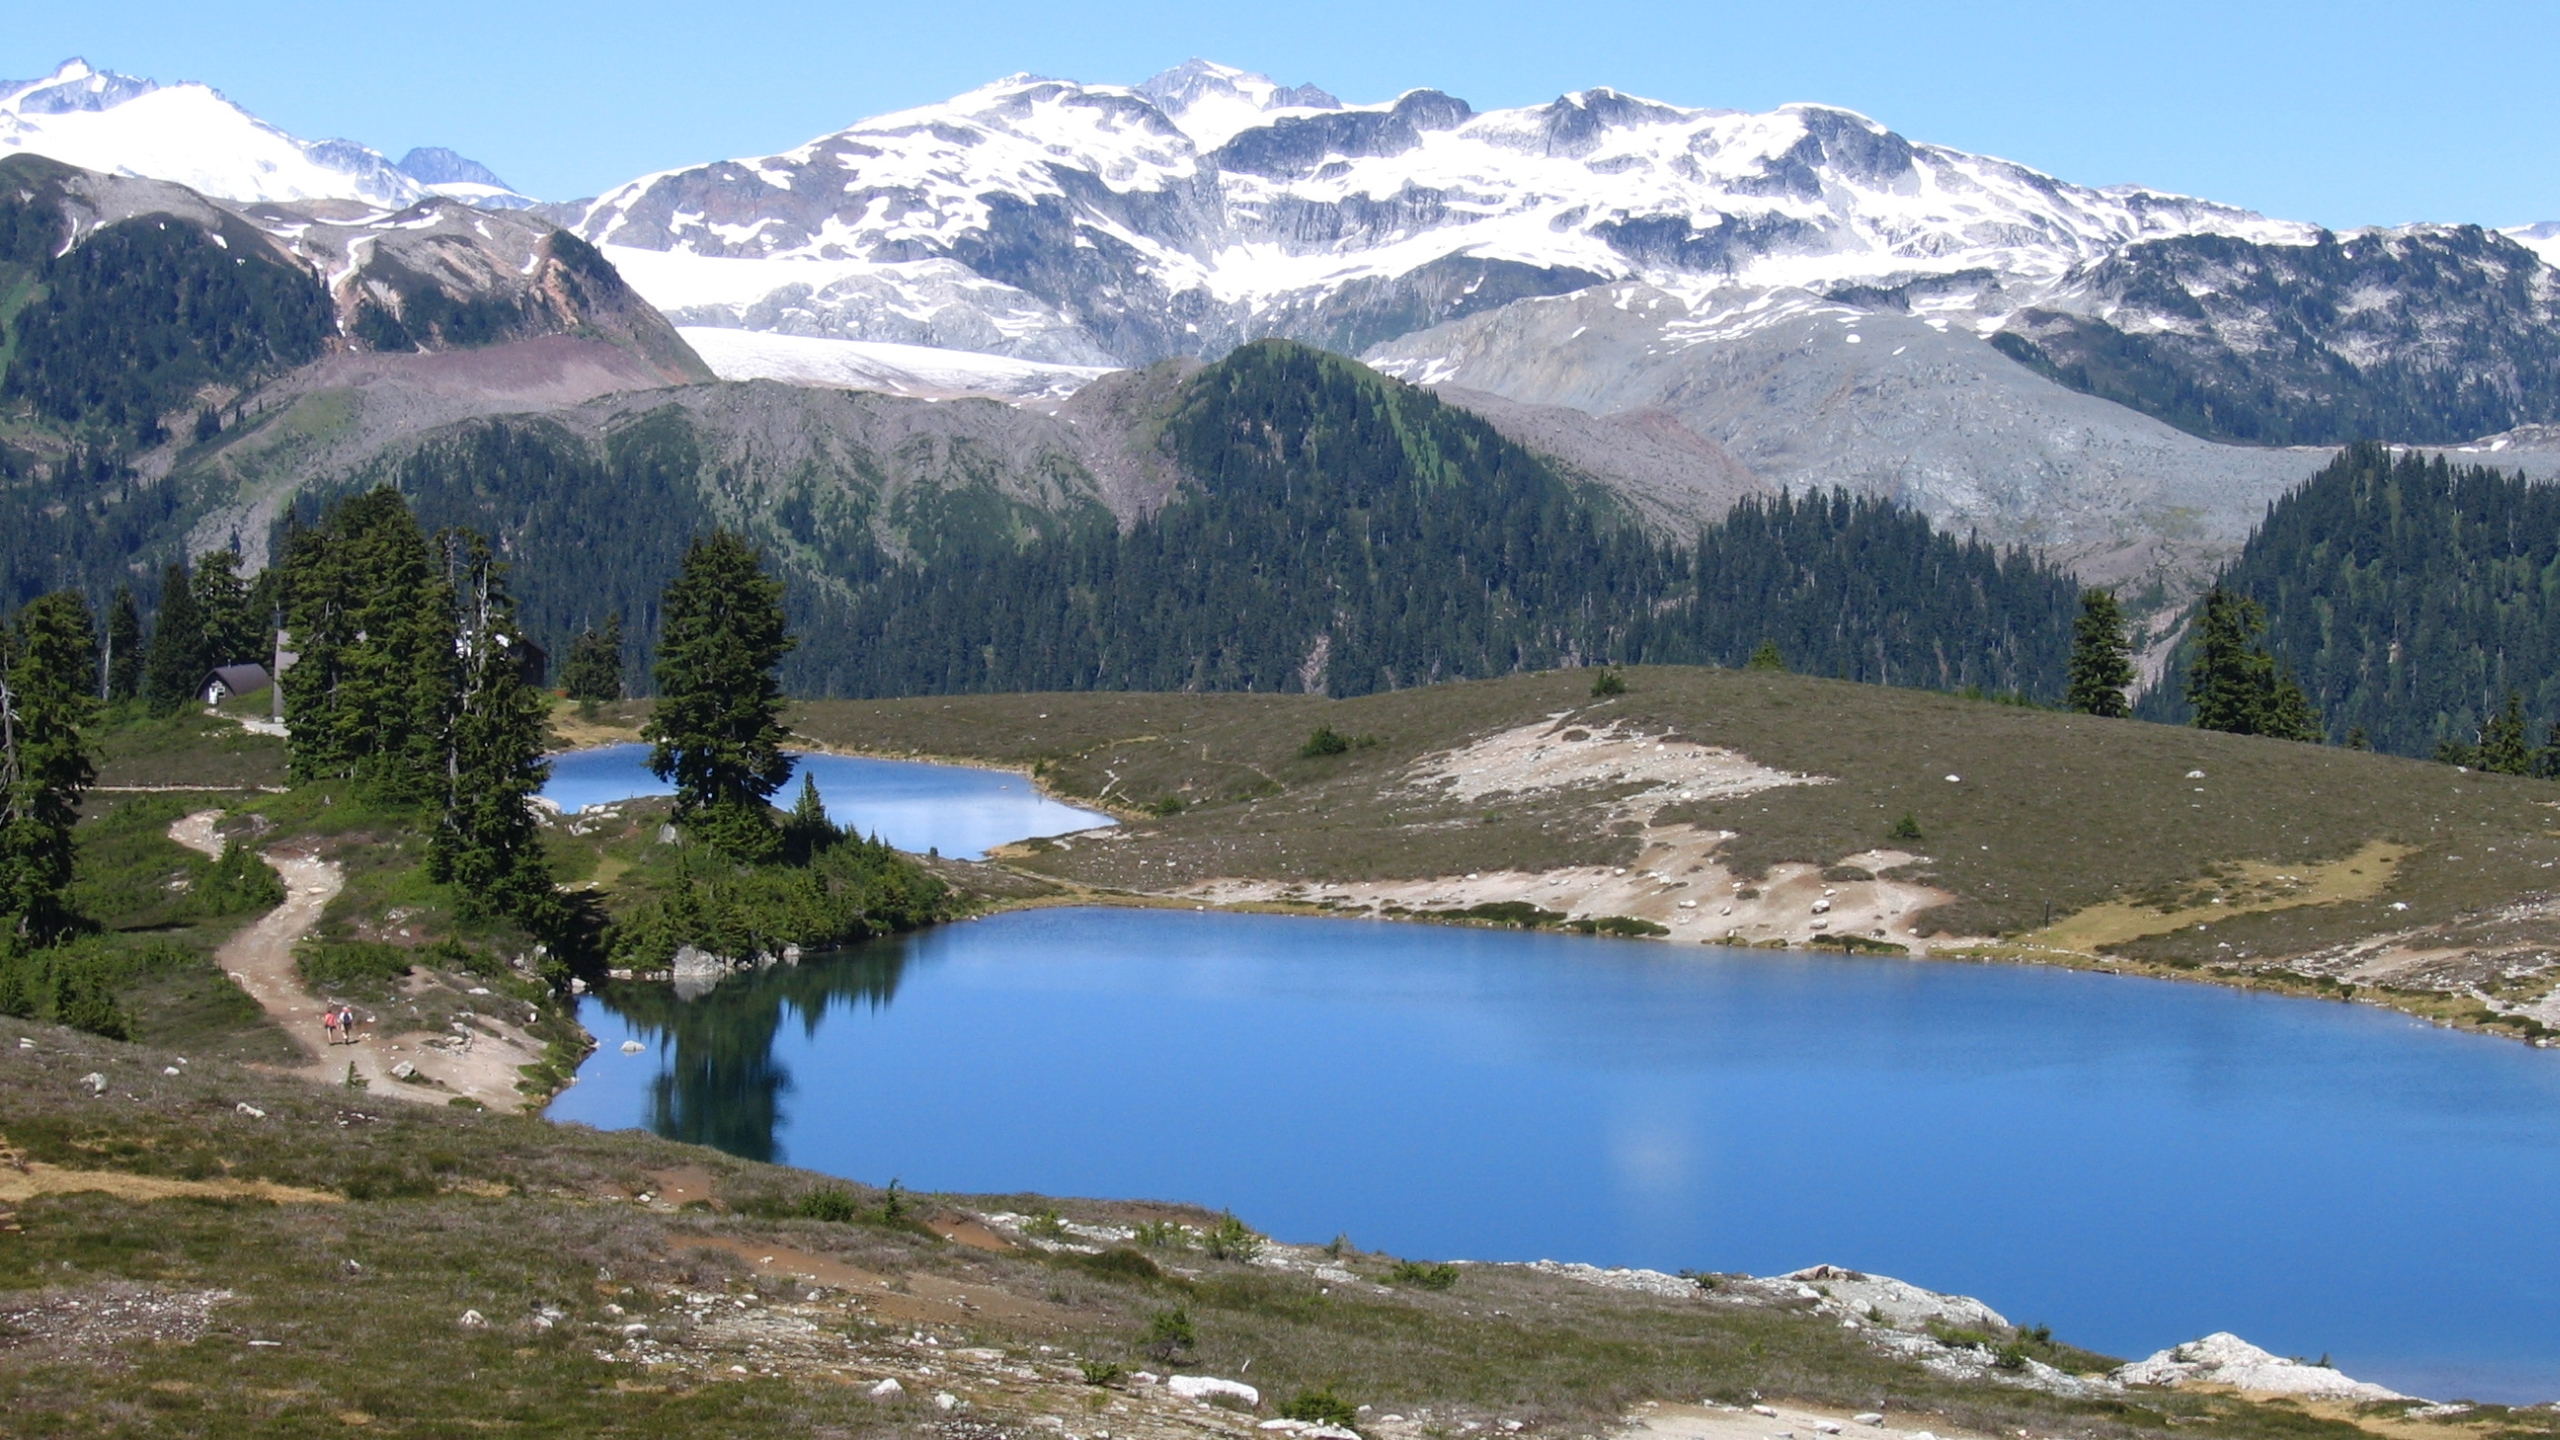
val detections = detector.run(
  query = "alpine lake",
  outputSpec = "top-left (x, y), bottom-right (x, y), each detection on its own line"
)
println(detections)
top-left (544, 746), bottom-right (2560, 1404)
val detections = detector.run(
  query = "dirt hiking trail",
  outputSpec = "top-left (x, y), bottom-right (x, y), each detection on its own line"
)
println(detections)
top-left (168, 812), bottom-right (536, 1113)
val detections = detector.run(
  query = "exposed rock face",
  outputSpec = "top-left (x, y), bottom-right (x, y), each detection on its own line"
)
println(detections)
top-left (572, 68), bottom-right (2305, 370)
top-left (2116, 1332), bottom-right (2411, 1401)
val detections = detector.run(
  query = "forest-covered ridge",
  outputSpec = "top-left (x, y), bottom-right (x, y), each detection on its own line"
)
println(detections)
top-left (2141, 442), bottom-right (2560, 758)
top-left (302, 339), bottom-right (2082, 703)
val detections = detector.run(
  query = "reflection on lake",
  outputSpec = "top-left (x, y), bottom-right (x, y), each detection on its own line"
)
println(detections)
top-left (541, 745), bottom-right (1111, 859)
top-left (551, 907), bottom-right (2560, 1403)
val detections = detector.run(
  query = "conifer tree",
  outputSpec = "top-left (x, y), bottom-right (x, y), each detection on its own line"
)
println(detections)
top-left (427, 533), bottom-right (553, 919)
top-left (2187, 587), bottom-right (2323, 742)
top-left (141, 560), bottom-right (204, 713)
top-left (2065, 588), bottom-right (2136, 718)
top-left (1746, 640), bottom-right (1786, 671)
top-left (190, 550), bottom-right (261, 666)
top-left (104, 586), bottom-right (142, 703)
top-left (2477, 690), bottom-right (2533, 775)
top-left (2260, 666), bottom-right (2326, 744)
top-left (0, 592), bottom-right (100, 940)
top-left (779, 771), bottom-right (840, 866)
top-left (644, 531), bottom-right (795, 860)
top-left (279, 488), bottom-right (455, 802)
top-left (561, 612), bottom-right (624, 702)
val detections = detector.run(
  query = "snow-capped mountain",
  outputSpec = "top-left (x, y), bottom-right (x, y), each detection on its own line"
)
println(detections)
top-left (0, 58), bottom-right (533, 209)
top-left (575, 60), bottom-right (2315, 367)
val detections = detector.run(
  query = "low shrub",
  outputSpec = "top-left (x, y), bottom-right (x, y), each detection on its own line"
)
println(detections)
top-left (1589, 670), bottom-right (1627, 697)
top-left (296, 939), bottom-right (414, 991)
top-left (1079, 1359), bottom-right (1127, 1386)
top-left (1076, 1247), bottom-right (1165, 1282)
top-left (1204, 1211), bottom-right (1264, 1261)
top-left (1279, 1387), bottom-right (1360, 1428)
top-left (1021, 1209), bottom-right (1069, 1239)
top-left (1133, 1219), bottom-right (1192, 1249)
top-left (1141, 1305), bottom-right (1195, 1361)
top-left (1453, 901), bottom-right (1565, 927)
top-left (796, 1186), bottom-right (863, 1223)
top-left (1299, 727), bottom-right (1351, 758)
top-left (1567, 915), bottom-right (1669, 938)
top-left (1388, 1259), bottom-right (1459, 1291)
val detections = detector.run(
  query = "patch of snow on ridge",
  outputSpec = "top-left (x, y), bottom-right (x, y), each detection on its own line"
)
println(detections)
top-left (2115, 1333), bottom-right (2411, 1401)
top-left (677, 327), bottom-right (1114, 402)
top-left (2504, 222), bottom-right (2560, 268)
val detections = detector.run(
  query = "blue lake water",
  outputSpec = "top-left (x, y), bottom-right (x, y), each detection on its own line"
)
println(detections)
top-left (553, 906), bottom-right (2560, 1405)
top-left (541, 744), bottom-right (1112, 860)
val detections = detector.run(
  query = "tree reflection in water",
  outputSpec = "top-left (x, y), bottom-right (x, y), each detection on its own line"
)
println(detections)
top-left (590, 941), bottom-right (914, 1163)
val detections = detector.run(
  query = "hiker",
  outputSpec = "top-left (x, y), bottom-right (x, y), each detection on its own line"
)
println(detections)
top-left (322, 1008), bottom-right (343, 1046)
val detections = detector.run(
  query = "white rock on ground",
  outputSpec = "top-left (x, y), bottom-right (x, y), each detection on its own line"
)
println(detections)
top-left (1169, 1375), bottom-right (1261, 1406)
top-left (2114, 1333), bottom-right (2410, 1400)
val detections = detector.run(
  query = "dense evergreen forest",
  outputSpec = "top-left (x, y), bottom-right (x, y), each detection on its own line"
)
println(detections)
top-left (0, 176), bottom-right (333, 444)
top-left (2139, 442), bottom-right (2560, 755)
top-left (311, 341), bottom-right (2081, 702)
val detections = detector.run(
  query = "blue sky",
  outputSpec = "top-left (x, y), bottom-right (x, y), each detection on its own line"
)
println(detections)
top-left (7, 0), bottom-right (2554, 228)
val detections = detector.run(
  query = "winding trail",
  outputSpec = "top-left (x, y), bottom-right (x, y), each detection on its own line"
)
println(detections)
top-left (168, 813), bottom-right (537, 1111)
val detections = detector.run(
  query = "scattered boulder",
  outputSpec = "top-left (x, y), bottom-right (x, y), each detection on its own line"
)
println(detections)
top-left (1170, 1375), bottom-right (1261, 1406)
top-left (457, 1310), bottom-right (487, 1328)
top-left (78, 1073), bottom-right (107, 1096)
top-left (867, 1378), bottom-right (906, 1401)
top-left (234, 1103), bottom-right (266, 1119)
top-left (390, 1062), bottom-right (418, 1081)
top-left (1853, 1416), bottom-right (1885, 1427)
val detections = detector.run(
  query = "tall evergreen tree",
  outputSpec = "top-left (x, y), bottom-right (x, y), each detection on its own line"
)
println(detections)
top-left (141, 560), bottom-right (205, 713)
top-left (560, 612), bottom-right (624, 702)
top-left (644, 531), bottom-right (795, 860)
top-left (0, 592), bottom-right (100, 940)
top-left (190, 550), bottom-right (261, 666)
top-left (104, 585), bottom-right (142, 703)
top-left (2188, 588), bottom-right (2275, 735)
top-left (279, 488), bottom-right (455, 802)
top-left (779, 772), bottom-right (840, 866)
top-left (2476, 690), bottom-right (2533, 775)
top-left (427, 533), bottom-right (554, 920)
top-left (2187, 587), bottom-right (2324, 742)
top-left (2065, 588), bottom-right (2136, 718)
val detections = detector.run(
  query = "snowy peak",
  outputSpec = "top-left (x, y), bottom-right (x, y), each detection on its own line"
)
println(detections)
top-left (395, 145), bottom-right (537, 209)
top-left (572, 64), bottom-right (2337, 371)
top-left (0, 57), bottom-right (534, 210)
top-left (1, 57), bottom-right (159, 114)
top-left (1137, 59), bottom-right (1341, 149)
top-left (2506, 222), bottom-right (2560, 267)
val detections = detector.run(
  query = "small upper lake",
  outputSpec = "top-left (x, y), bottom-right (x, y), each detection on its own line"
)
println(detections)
top-left (541, 744), bottom-right (1112, 860)
top-left (552, 907), bottom-right (2560, 1405)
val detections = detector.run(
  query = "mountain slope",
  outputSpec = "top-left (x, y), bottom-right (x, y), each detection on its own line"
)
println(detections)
top-left (2138, 443), bottom-right (2560, 756)
top-left (574, 65), bottom-right (2308, 369)
top-left (274, 342), bottom-right (2075, 702)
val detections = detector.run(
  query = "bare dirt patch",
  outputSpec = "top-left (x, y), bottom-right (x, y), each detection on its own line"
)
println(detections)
top-left (1410, 716), bottom-right (1820, 811)
top-left (167, 815), bottom-right (543, 1111)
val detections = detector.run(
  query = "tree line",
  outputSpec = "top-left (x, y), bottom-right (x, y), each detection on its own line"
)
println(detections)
top-left (2137, 442), bottom-right (2560, 760)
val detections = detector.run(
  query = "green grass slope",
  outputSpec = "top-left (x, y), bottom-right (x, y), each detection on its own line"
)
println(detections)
top-left (789, 666), bottom-right (2560, 1037)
